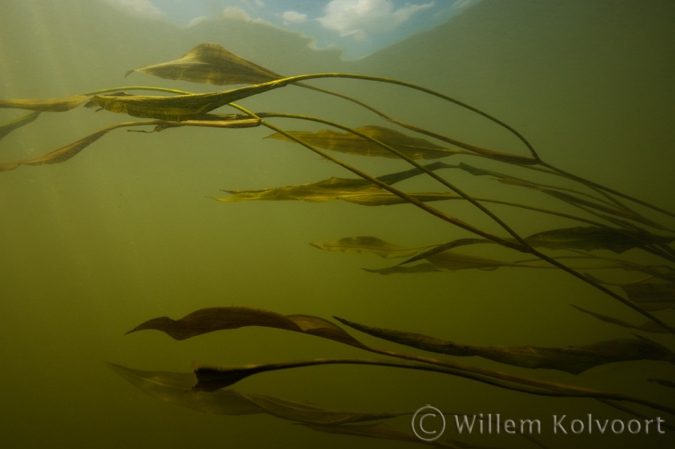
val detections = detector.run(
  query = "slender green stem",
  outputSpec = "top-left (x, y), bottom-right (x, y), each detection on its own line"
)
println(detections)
top-left (240, 109), bottom-right (675, 334)
top-left (296, 80), bottom-right (541, 161)
top-left (540, 161), bottom-right (675, 219)
top-left (230, 105), bottom-right (531, 252)
top-left (258, 112), bottom-right (533, 250)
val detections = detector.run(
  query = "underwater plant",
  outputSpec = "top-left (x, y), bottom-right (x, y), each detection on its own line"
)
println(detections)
top-left (2, 43), bottom-right (674, 447)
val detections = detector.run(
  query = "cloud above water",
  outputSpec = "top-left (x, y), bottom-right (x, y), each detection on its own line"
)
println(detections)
top-left (317, 0), bottom-right (434, 40)
top-left (104, 0), bottom-right (162, 17)
top-left (99, 0), bottom-right (481, 60)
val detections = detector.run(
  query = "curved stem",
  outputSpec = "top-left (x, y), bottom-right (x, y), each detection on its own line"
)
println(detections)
top-left (258, 112), bottom-right (532, 249)
top-left (239, 108), bottom-right (675, 334)
top-left (231, 106), bottom-right (529, 252)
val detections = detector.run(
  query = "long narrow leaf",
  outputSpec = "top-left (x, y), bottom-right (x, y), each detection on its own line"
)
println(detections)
top-left (333, 317), bottom-right (675, 375)
top-left (107, 363), bottom-right (404, 424)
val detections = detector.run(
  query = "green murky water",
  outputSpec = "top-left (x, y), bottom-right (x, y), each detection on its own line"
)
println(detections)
top-left (1, 1), bottom-right (674, 448)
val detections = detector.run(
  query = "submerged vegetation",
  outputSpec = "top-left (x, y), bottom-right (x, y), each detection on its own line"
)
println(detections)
top-left (2, 43), bottom-right (674, 447)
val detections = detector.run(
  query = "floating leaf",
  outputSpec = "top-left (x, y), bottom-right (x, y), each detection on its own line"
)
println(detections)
top-left (310, 236), bottom-right (437, 259)
top-left (267, 126), bottom-right (459, 160)
top-left (622, 283), bottom-right (675, 311)
top-left (572, 305), bottom-right (669, 333)
top-left (107, 363), bottom-right (402, 424)
top-left (0, 95), bottom-right (89, 112)
top-left (0, 111), bottom-right (40, 142)
top-left (333, 317), bottom-right (675, 375)
top-left (126, 43), bottom-right (282, 86)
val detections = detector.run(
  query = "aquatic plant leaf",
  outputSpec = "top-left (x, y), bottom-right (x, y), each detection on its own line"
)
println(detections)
top-left (267, 126), bottom-right (459, 159)
top-left (310, 236), bottom-right (437, 259)
top-left (107, 363), bottom-right (260, 415)
top-left (0, 95), bottom-right (89, 112)
top-left (22, 124), bottom-right (122, 166)
top-left (363, 263), bottom-right (445, 275)
top-left (90, 81), bottom-right (288, 121)
top-left (192, 358), bottom-right (466, 392)
top-left (300, 422), bottom-right (464, 449)
top-left (333, 317), bottom-right (675, 375)
top-left (622, 283), bottom-right (675, 311)
top-left (0, 111), bottom-right (40, 142)
top-left (648, 378), bottom-right (675, 389)
top-left (0, 122), bottom-right (131, 172)
top-left (126, 43), bottom-right (282, 86)
top-left (312, 236), bottom-right (552, 274)
top-left (213, 162), bottom-right (454, 204)
top-left (523, 226), bottom-right (674, 254)
top-left (426, 251), bottom-right (545, 272)
top-left (107, 363), bottom-right (401, 424)
top-left (0, 117), bottom-right (259, 173)
top-left (215, 187), bottom-right (460, 205)
top-left (126, 306), bottom-right (368, 349)
top-left (343, 192), bottom-right (463, 206)
top-left (572, 305), bottom-right (669, 333)
top-left (215, 179), bottom-right (383, 203)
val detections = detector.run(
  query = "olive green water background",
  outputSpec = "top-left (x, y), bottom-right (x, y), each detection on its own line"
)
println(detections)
top-left (1, 1), bottom-right (674, 448)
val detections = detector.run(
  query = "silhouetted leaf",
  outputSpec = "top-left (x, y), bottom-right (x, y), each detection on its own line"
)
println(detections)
top-left (107, 363), bottom-right (260, 415)
top-left (126, 43), bottom-right (282, 86)
top-left (333, 317), bottom-right (675, 375)
top-left (107, 363), bottom-right (402, 424)
top-left (126, 306), bottom-right (368, 349)
top-left (0, 111), bottom-right (40, 142)
top-left (523, 226), bottom-right (674, 254)
top-left (267, 126), bottom-right (459, 159)
top-left (0, 95), bottom-right (89, 112)
top-left (572, 305), bottom-right (669, 333)
top-left (622, 283), bottom-right (675, 311)
top-left (192, 358), bottom-right (465, 392)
